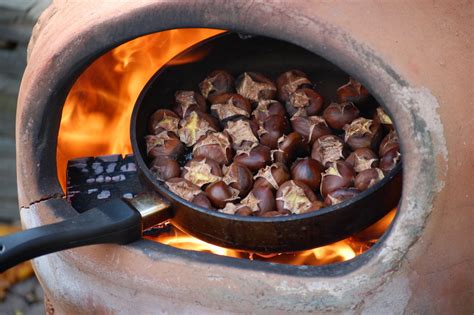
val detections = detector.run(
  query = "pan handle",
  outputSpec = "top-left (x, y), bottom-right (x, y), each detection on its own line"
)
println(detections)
top-left (0, 193), bottom-right (171, 272)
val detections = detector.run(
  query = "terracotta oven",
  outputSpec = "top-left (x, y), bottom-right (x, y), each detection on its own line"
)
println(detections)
top-left (16, 1), bottom-right (472, 313)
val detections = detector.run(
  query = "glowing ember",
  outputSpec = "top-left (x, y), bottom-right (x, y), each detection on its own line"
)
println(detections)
top-left (58, 28), bottom-right (396, 266)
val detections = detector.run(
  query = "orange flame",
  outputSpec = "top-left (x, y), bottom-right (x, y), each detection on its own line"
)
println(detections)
top-left (58, 28), bottom-right (396, 266)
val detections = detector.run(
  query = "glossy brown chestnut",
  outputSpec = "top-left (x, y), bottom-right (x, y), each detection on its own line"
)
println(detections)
top-left (210, 93), bottom-right (252, 121)
top-left (224, 118), bottom-right (259, 151)
top-left (181, 157), bottom-right (223, 187)
top-left (336, 78), bottom-right (371, 108)
top-left (149, 156), bottom-right (180, 181)
top-left (165, 177), bottom-right (202, 202)
top-left (148, 109), bottom-right (180, 135)
top-left (346, 148), bottom-right (379, 172)
top-left (276, 70), bottom-right (312, 102)
top-left (379, 147), bottom-right (401, 173)
top-left (199, 70), bottom-right (234, 101)
top-left (205, 180), bottom-right (240, 209)
top-left (311, 135), bottom-right (347, 167)
top-left (272, 132), bottom-right (308, 164)
top-left (374, 107), bottom-right (394, 131)
top-left (290, 114), bottom-right (332, 144)
top-left (291, 158), bottom-right (322, 190)
top-left (324, 188), bottom-right (360, 206)
top-left (146, 131), bottom-right (185, 159)
top-left (222, 162), bottom-right (253, 197)
top-left (254, 163), bottom-right (290, 190)
top-left (379, 130), bottom-right (399, 157)
top-left (192, 193), bottom-right (215, 210)
top-left (251, 99), bottom-right (286, 122)
top-left (257, 114), bottom-right (290, 149)
top-left (234, 144), bottom-right (272, 172)
top-left (177, 111), bottom-right (219, 147)
top-left (240, 186), bottom-right (275, 214)
top-left (322, 102), bottom-right (360, 130)
top-left (193, 132), bottom-right (233, 165)
top-left (286, 88), bottom-right (324, 116)
top-left (172, 90), bottom-right (207, 118)
top-left (276, 180), bottom-right (317, 214)
top-left (235, 72), bottom-right (277, 102)
top-left (343, 117), bottom-right (383, 151)
top-left (354, 168), bottom-right (385, 191)
top-left (235, 206), bottom-right (254, 216)
top-left (320, 161), bottom-right (355, 197)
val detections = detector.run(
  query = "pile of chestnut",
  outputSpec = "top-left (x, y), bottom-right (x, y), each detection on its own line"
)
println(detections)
top-left (145, 70), bottom-right (401, 217)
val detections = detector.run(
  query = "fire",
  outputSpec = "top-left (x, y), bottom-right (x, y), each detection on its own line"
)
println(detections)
top-left (58, 28), bottom-right (396, 266)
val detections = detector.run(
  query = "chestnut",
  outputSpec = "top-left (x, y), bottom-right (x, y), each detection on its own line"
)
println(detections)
top-left (343, 117), bottom-right (382, 151)
top-left (346, 148), bottom-right (379, 172)
top-left (181, 157), bottom-right (223, 187)
top-left (241, 185), bottom-right (275, 214)
top-left (290, 158), bottom-right (322, 190)
top-left (311, 135), bottom-right (347, 167)
top-left (276, 70), bottom-right (312, 102)
top-left (165, 177), bottom-right (202, 202)
top-left (178, 111), bottom-right (219, 147)
top-left (172, 90), bottom-right (207, 118)
top-left (379, 130), bottom-right (399, 157)
top-left (257, 114), bottom-right (290, 149)
top-left (149, 156), bottom-right (180, 181)
top-left (379, 147), bottom-right (401, 173)
top-left (286, 88), bottom-right (324, 116)
top-left (307, 200), bottom-right (325, 212)
top-left (235, 206), bottom-right (254, 216)
top-left (219, 203), bottom-right (253, 216)
top-left (148, 109), bottom-right (180, 135)
top-left (374, 107), bottom-right (394, 131)
top-left (354, 168), bottom-right (384, 191)
top-left (324, 188), bottom-right (360, 206)
top-left (192, 193), bottom-right (215, 210)
top-left (272, 132), bottom-right (308, 164)
top-left (235, 72), bottom-right (277, 102)
top-left (146, 131), bottom-right (185, 159)
top-left (320, 161), bottom-right (355, 197)
top-left (199, 70), bottom-right (234, 101)
top-left (234, 144), bottom-right (272, 172)
top-left (322, 102), bottom-right (360, 130)
top-left (205, 181), bottom-right (240, 209)
top-left (290, 114), bottom-right (332, 144)
top-left (275, 180), bottom-right (317, 214)
top-left (210, 93), bottom-right (252, 121)
top-left (336, 78), bottom-right (371, 108)
top-left (224, 119), bottom-right (259, 151)
top-left (252, 99), bottom-right (286, 122)
top-left (222, 162), bottom-right (253, 197)
top-left (193, 132), bottom-right (233, 165)
top-left (254, 163), bottom-right (291, 190)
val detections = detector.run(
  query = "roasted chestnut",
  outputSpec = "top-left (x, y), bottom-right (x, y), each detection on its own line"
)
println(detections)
top-left (272, 132), bottom-right (308, 164)
top-left (290, 158), bottom-right (322, 191)
top-left (146, 131), bottom-right (185, 159)
top-left (343, 117), bottom-right (382, 151)
top-left (240, 185), bottom-right (275, 214)
top-left (181, 157), bottom-right (223, 187)
top-left (192, 193), bottom-right (215, 210)
top-left (205, 181), bottom-right (240, 209)
top-left (234, 144), bottom-right (272, 172)
top-left (354, 168), bottom-right (384, 191)
top-left (324, 188), bottom-right (360, 206)
top-left (193, 132), bottom-right (233, 165)
top-left (257, 114), bottom-right (290, 149)
top-left (322, 102), bottom-right (360, 130)
top-left (199, 70), bottom-right (234, 101)
top-left (276, 70), bottom-right (312, 102)
top-left (379, 130), bottom-right (399, 157)
top-left (379, 147), bottom-right (401, 173)
top-left (235, 72), bottom-right (277, 102)
top-left (320, 161), bottom-right (355, 197)
top-left (148, 109), bottom-right (180, 135)
top-left (346, 148), bottom-right (379, 172)
top-left (178, 111), bottom-right (219, 147)
top-left (149, 156), bottom-right (181, 181)
top-left (311, 135), bottom-right (347, 167)
top-left (374, 107), bottom-right (394, 131)
top-left (222, 162), bottom-right (254, 197)
top-left (210, 93), bottom-right (252, 121)
top-left (165, 177), bottom-right (202, 202)
top-left (252, 99), bottom-right (286, 122)
top-left (290, 114), bottom-right (332, 144)
top-left (336, 78), bottom-right (371, 107)
top-left (276, 180), bottom-right (317, 214)
top-left (224, 118), bottom-right (259, 151)
top-left (172, 90), bottom-right (207, 118)
top-left (254, 163), bottom-right (291, 190)
top-left (286, 88), bottom-right (323, 116)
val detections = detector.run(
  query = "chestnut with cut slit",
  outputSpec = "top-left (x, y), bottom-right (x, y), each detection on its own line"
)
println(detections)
top-left (235, 72), bottom-right (277, 102)
top-left (148, 109), bottom-right (180, 135)
top-left (320, 161), bottom-right (355, 197)
top-left (276, 70), bottom-right (312, 102)
top-left (222, 162), bottom-right (253, 197)
top-left (181, 157), bottom-right (223, 188)
top-left (276, 180), bottom-right (317, 214)
top-left (146, 131), bottom-right (185, 159)
top-left (178, 111), bottom-right (219, 147)
top-left (252, 99), bottom-right (286, 122)
top-left (291, 158), bottom-right (322, 191)
top-left (286, 87), bottom-right (323, 116)
top-left (336, 78), bottom-right (371, 108)
top-left (241, 186), bottom-right (275, 214)
top-left (172, 90), bottom-right (207, 118)
top-left (149, 156), bottom-right (180, 181)
top-left (257, 114), bottom-right (290, 149)
top-left (199, 70), bottom-right (234, 101)
top-left (205, 180), bottom-right (240, 209)
top-left (346, 148), bottom-right (379, 173)
top-left (311, 134), bottom-right (347, 167)
top-left (343, 117), bottom-right (382, 151)
top-left (253, 163), bottom-right (290, 190)
top-left (234, 144), bottom-right (272, 172)
top-left (193, 132), bottom-right (233, 166)
top-left (322, 102), bottom-right (360, 130)
top-left (210, 93), bottom-right (252, 121)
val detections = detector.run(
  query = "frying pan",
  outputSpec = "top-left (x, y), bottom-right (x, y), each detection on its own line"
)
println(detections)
top-left (0, 33), bottom-right (402, 272)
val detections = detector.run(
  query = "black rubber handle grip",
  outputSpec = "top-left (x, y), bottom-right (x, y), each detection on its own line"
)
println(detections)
top-left (0, 199), bottom-right (142, 272)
